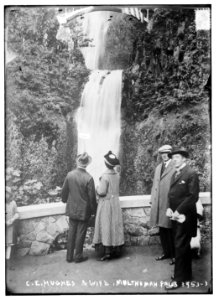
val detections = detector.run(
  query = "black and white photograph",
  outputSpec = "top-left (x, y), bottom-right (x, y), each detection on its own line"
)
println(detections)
top-left (4, 1), bottom-right (213, 295)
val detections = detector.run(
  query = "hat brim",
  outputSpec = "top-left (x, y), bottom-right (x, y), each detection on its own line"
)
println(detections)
top-left (77, 155), bottom-right (92, 167)
top-left (168, 150), bottom-right (189, 158)
top-left (159, 150), bottom-right (172, 154)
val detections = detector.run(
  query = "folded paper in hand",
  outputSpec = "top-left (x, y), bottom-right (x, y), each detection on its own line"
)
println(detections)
top-left (166, 208), bottom-right (186, 223)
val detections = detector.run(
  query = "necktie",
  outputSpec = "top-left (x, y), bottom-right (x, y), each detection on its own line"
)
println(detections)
top-left (175, 169), bottom-right (181, 178)
top-left (161, 163), bottom-right (166, 176)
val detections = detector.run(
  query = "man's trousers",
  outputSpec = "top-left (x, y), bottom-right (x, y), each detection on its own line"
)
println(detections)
top-left (66, 218), bottom-right (88, 261)
top-left (159, 226), bottom-right (175, 258)
top-left (172, 221), bottom-right (193, 282)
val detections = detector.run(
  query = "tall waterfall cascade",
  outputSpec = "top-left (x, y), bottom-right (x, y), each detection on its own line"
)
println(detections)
top-left (76, 11), bottom-right (123, 183)
top-left (77, 70), bottom-right (122, 183)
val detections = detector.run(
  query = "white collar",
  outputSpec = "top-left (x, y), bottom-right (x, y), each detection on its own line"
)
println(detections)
top-left (78, 166), bottom-right (87, 170)
top-left (104, 168), bottom-right (116, 174)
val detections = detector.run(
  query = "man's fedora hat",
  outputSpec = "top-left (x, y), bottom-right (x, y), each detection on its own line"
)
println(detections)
top-left (168, 148), bottom-right (189, 158)
top-left (77, 152), bottom-right (92, 168)
top-left (158, 145), bottom-right (172, 153)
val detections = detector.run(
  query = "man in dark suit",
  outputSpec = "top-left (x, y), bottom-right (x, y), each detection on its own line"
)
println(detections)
top-left (62, 152), bottom-right (97, 263)
top-left (165, 148), bottom-right (199, 290)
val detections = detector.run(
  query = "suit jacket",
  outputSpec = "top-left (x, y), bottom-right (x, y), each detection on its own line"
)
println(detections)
top-left (168, 164), bottom-right (199, 237)
top-left (150, 159), bottom-right (176, 228)
top-left (61, 168), bottom-right (97, 221)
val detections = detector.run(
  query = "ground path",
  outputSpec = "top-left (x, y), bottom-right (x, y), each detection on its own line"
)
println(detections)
top-left (6, 244), bottom-right (211, 294)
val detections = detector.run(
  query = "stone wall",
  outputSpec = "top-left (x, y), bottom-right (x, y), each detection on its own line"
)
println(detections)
top-left (123, 207), bottom-right (160, 247)
top-left (17, 215), bottom-right (69, 257)
top-left (16, 208), bottom-right (161, 257)
top-left (15, 193), bottom-right (211, 256)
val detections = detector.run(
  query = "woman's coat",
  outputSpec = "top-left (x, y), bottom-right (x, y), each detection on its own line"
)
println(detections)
top-left (93, 169), bottom-right (124, 246)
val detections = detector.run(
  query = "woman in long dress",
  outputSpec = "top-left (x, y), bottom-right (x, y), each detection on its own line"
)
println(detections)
top-left (93, 151), bottom-right (124, 261)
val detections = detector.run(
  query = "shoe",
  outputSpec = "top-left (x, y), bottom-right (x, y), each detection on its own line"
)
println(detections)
top-left (155, 254), bottom-right (170, 261)
top-left (165, 281), bottom-right (181, 291)
top-left (75, 256), bottom-right (88, 263)
top-left (169, 258), bottom-right (175, 265)
top-left (100, 254), bottom-right (111, 261)
top-left (66, 259), bottom-right (74, 263)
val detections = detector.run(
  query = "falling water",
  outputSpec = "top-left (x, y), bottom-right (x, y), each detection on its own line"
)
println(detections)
top-left (76, 70), bottom-right (122, 183)
top-left (80, 11), bottom-right (112, 70)
top-left (76, 11), bottom-right (123, 183)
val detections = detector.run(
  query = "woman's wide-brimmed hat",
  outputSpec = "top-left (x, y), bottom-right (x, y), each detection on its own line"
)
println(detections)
top-left (76, 152), bottom-right (92, 168)
top-left (168, 148), bottom-right (189, 158)
top-left (104, 151), bottom-right (120, 167)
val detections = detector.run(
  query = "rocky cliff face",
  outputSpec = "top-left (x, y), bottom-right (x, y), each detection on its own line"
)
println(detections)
top-left (120, 8), bottom-right (210, 195)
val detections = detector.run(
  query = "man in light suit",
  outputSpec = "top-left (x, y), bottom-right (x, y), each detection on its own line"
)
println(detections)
top-left (165, 148), bottom-right (199, 290)
top-left (62, 152), bottom-right (97, 263)
top-left (150, 145), bottom-right (176, 264)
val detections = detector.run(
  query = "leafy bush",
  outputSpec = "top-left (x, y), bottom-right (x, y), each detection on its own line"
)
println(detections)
top-left (6, 167), bottom-right (62, 206)
top-left (6, 113), bottom-right (69, 206)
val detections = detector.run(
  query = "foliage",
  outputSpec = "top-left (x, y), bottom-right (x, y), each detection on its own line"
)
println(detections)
top-left (6, 116), bottom-right (70, 206)
top-left (6, 7), bottom-right (89, 205)
top-left (120, 8), bottom-right (211, 195)
top-left (122, 9), bottom-right (210, 122)
top-left (6, 111), bottom-right (24, 172)
top-left (6, 7), bottom-right (89, 145)
top-left (6, 167), bottom-right (62, 206)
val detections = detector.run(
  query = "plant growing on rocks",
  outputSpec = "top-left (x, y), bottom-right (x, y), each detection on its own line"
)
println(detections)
top-left (6, 167), bottom-right (62, 206)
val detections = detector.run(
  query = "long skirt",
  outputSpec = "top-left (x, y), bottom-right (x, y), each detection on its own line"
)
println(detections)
top-left (93, 195), bottom-right (124, 247)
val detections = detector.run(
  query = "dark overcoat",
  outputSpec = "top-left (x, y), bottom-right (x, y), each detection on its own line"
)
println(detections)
top-left (61, 168), bottom-right (97, 221)
top-left (168, 164), bottom-right (199, 237)
top-left (150, 160), bottom-right (176, 228)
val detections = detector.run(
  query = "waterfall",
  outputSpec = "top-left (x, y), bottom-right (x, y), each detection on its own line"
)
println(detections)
top-left (80, 11), bottom-right (112, 70)
top-left (76, 11), bottom-right (123, 183)
top-left (76, 69), bottom-right (122, 183)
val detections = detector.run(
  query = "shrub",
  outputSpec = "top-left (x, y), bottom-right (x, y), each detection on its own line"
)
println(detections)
top-left (6, 167), bottom-right (62, 206)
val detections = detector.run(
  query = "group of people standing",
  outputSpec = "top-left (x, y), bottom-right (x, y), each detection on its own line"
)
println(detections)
top-left (150, 145), bottom-right (200, 290)
top-left (61, 150), bottom-right (124, 263)
top-left (61, 145), bottom-right (200, 290)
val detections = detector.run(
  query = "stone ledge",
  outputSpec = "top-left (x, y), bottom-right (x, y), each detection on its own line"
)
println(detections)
top-left (17, 192), bottom-right (211, 220)
top-left (18, 202), bottom-right (66, 220)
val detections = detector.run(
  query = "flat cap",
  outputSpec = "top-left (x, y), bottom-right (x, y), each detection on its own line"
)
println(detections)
top-left (158, 145), bottom-right (172, 153)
